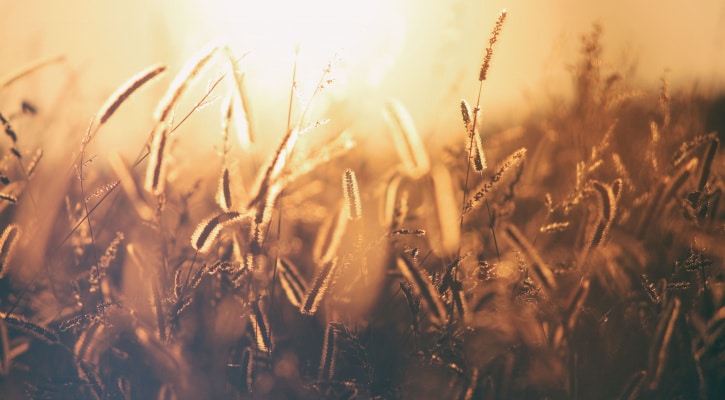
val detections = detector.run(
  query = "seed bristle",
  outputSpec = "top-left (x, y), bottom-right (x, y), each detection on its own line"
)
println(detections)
top-left (479, 9), bottom-right (508, 82)
top-left (154, 40), bottom-right (222, 125)
top-left (277, 258), bottom-right (308, 308)
top-left (343, 168), bottom-right (362, 221)
top-left (300, 258), bottom-right (339, 316)
top-left (471, 131), bottom-right (488, 174)
top-left (98, 64), bottom-right (166, 125)
top-left (191, 211), bottom-right (246, 254)
top-left (463, 148), bottom-right (526, 215)
top-left (218, 167), bottom-right (233, 212)
top-left (144, 122), bottom-right (171, 196)
top-left (249, 299), bottom-right (273, 352)
top-left (318, 323), bottom-right (338, 380)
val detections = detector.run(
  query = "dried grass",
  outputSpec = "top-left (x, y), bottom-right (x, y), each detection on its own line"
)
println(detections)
top-left (0, 15), bottom-right (723, 400)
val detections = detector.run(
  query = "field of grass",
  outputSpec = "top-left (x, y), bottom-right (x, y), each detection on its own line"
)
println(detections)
top-left (0, 12), bottom-right (724, 400)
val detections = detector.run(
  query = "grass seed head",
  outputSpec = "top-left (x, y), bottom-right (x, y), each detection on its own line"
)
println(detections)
top-left (342, 168), bottom-right (362, 221)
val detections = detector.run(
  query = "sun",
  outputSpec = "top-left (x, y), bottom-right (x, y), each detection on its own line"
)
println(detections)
top-left (196, 0), bottom-right (406, 96)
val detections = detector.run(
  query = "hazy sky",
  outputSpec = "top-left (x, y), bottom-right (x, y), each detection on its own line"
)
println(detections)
top-left (3, 0), bottom-right (724, 150)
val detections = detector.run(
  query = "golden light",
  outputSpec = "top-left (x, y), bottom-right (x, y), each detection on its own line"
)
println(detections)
top-left (195, 0), bottom-right (405, 100)
top-left (3, 2), bottom-right (725, 398)
top-left (7, 1), bottom-right (723, 155)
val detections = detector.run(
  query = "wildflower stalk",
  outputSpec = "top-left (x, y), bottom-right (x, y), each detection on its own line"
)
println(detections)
top-left (460, 9), bottom-right (507, 261)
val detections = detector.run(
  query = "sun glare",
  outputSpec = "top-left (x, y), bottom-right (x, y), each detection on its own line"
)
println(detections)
top-left (197, 0), bottom-right (405, 97)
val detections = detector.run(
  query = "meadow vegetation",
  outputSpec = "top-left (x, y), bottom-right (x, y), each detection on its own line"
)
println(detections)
top-left (0, 12), bottom-right (723, 400)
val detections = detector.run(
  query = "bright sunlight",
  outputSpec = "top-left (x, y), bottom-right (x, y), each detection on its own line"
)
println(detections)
top-left (197, 0), bottom-right (405, 94)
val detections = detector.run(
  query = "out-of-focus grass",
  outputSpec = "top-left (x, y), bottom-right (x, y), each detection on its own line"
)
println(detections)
top-left (0, 19), bottom-right (724, 400)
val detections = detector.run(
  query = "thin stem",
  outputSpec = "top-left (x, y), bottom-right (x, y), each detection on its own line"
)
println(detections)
top-left (270, 45), bottom-right (300, 339)
top-left (78, 122), bottom-right (101, 289)
top-left (459, 81), bottom-right (484, 235)
top-left (459, 80), bottom-right (501, 261)
top-left (484, 197), bottom-right (501, 260)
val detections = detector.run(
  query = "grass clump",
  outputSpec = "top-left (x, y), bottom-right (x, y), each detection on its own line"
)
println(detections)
top-left (0, 12), bottom-right (724, 400)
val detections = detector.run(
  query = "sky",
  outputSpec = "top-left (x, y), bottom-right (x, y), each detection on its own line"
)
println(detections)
top-left (2, 0), bottom-right (724, 152)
